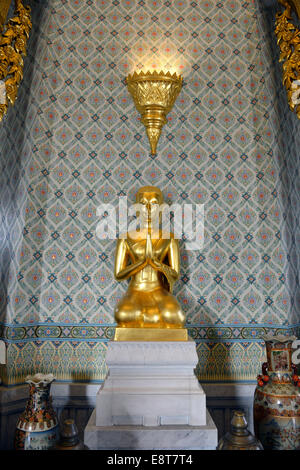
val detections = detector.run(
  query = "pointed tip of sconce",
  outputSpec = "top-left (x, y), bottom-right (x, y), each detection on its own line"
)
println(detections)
top-left (146, 126), bottom-right (161, 155)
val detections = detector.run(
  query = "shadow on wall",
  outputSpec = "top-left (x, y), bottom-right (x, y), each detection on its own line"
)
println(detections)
top-left (0, 0), bottom-right (47, 325)
top-left (53, 370), bottom-right (98, 445)
top-left (260, 3), bottom-right (300, 326)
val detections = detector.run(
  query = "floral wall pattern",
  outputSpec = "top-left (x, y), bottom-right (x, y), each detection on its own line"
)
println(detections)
top-left (0, 0), bottom-right (299, 384)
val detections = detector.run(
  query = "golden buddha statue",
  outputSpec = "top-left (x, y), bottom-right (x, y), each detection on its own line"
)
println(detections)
top-left (114, 186), bottom-right (188, 341)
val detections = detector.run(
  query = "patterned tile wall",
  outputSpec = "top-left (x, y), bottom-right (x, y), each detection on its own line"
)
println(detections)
top-left (0, 0), bottom-right (51, 349)
top-left (0, 0), bottom-right (299, 384)
top-left (259, 3), bottom-right (300, 326)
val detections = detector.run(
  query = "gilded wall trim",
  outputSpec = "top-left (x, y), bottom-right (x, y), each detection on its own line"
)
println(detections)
top-left (287, 0), bottom-right (300, 16)
top-left (0, 0), bottom-right (31, 122)
top-left (0, 0), bottom-right (12, 28)
top-left (275, 0), bottom-right (300, 118)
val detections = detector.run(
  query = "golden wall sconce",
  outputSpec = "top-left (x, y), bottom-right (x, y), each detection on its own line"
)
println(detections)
top-left (275, 0), bottom-right (300, 119)
top-left (126, 70), bottom-right (183, 155)
top-left (0, 0), bottom-right (32, 123)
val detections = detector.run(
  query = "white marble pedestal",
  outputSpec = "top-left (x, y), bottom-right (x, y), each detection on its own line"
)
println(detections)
top-left (84, 409), bottom-right (218, 450)
top-left (84, 341), bottom-right (218, 450)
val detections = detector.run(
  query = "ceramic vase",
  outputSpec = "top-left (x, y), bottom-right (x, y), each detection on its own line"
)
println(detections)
top-left (253, 335), bottom-right (300, 450)
top-left (14, 373), bottom-right (59, 450)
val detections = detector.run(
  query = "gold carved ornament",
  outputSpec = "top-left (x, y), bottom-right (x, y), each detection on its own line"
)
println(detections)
top-left (275, 0), bottom-right (300, 119)
top-left (0, 0), bottom-right (32, 123)
top-left (126, 71), bottom-right (183, 155)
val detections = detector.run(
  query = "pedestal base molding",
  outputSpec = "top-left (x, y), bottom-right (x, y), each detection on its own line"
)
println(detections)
top-left (85, 409), bottom-right (218, 450)
top-left (96, 341), bottom-right (206, 427)
top-left (84, 340), bottom-right (218, 449)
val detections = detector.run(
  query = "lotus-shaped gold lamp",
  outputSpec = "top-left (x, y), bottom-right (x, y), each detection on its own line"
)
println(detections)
top-left (126, 70), bottom-right (183, 155)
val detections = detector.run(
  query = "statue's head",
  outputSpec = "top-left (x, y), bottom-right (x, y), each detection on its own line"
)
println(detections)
top-left (136, 186), bottom-right (163, 205)
top-left (136, 186), bottom-right (163, 226)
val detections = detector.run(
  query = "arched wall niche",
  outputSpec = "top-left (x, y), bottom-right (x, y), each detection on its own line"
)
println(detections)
top-left (0, 0), bottom-right (298, 385)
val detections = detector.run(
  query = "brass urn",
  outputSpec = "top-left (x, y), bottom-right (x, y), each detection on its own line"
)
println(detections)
top-left (55, 419), bottom-right (86, 450)
top-left (217, 410), bottom-right (263, 450)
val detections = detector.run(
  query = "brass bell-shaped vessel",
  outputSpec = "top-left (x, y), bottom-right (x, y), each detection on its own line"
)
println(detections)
top-left (55, 419), bottom-right (85, 450)
top-left (217, 410), bottom-right (263, 450)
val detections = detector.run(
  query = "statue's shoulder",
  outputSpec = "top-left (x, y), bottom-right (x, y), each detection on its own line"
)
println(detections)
top-left (117, 233), bottom-right (128, 242)
top-left (160, 230), bottom-right (176, 240)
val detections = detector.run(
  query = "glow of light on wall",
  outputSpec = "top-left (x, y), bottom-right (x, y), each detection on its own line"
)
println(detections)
top-left (128, 42), bottom-right (190, 77)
